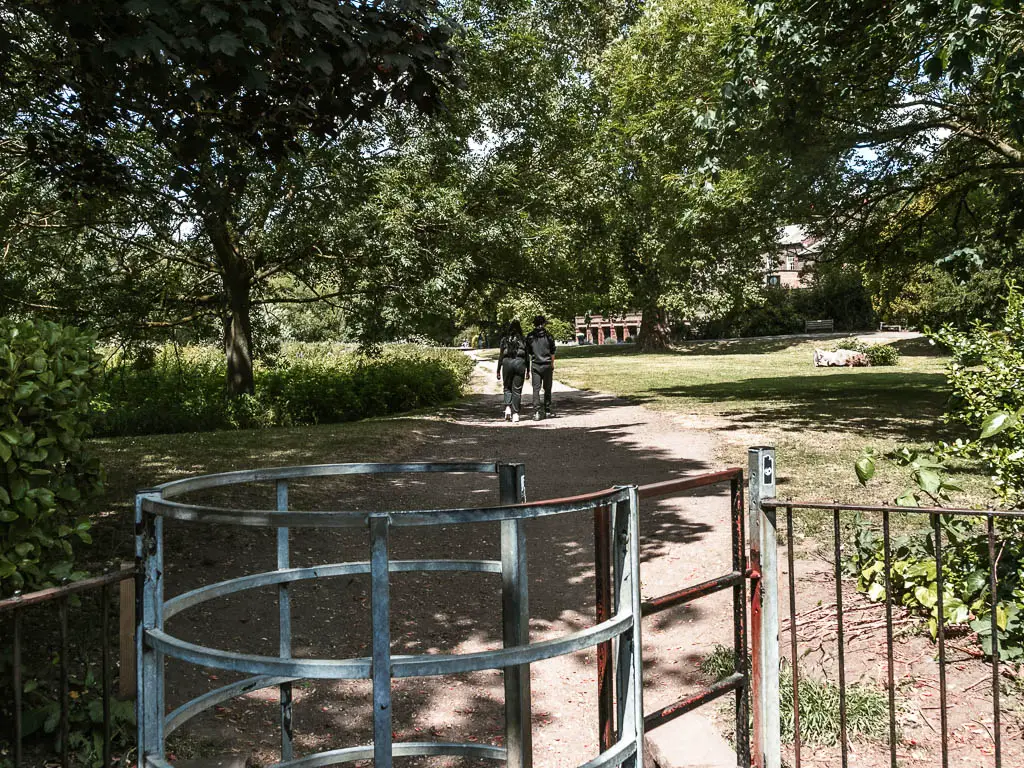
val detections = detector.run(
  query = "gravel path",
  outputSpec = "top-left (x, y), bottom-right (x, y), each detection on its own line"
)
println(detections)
top-left (165, 354), bottom-right (738, 766)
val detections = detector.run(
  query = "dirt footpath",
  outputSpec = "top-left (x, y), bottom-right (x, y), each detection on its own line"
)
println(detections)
top-left (164, 355), bottom-right (739, 766)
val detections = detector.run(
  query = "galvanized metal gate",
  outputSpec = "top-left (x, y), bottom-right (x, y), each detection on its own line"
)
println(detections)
top-left (134, 462), bottom-right (646, 768)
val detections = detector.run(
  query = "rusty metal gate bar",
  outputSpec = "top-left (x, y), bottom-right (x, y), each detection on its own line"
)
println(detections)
top-left (759, 495), bottom-right (1024, 768)
top-left (594, 466), bottom-right (753, 766)
top-left (1, 567), bottom-right (137, 768)
top-left (135, 462), bottom-right (647, 768)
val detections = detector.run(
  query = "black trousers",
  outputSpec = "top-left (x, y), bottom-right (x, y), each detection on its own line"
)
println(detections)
top-left (502, 358), bottom-right (527, 414)
top-left (531, 363), bottom-right (553, 411)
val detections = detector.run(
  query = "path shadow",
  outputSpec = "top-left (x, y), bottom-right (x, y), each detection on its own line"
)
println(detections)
top-left (91, 390), bottom-right (735, 765)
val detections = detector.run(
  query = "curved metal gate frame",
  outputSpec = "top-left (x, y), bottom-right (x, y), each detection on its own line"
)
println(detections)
top-left (135, 462), bottom-right (646, 768)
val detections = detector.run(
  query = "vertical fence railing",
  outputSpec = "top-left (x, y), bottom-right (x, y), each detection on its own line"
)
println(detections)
top-left (594, 502), bottom-right (614, 753)
top-left (498, 462), bottom-right (532, 768)
top-left (758, 466), bottom-right (1023, 768)
top-left (276, 478), bottom-right (293, 763)
top-left (1, 567), bottom-right (137, 768)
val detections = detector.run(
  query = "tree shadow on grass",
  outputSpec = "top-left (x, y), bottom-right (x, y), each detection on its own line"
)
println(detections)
top-left (647, 371), bottom-right (951, 441)
top-left (557, 334), bottom-right (820, 360)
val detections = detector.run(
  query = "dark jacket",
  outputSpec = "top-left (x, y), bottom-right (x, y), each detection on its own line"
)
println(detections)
top-left (497, 334), bottom-right (529, 374)
top-left (526, 327), bottom-right (556, 365)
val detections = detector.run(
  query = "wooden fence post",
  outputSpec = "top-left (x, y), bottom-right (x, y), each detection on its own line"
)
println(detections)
top-left (118, 561), bottom-right (136, 699)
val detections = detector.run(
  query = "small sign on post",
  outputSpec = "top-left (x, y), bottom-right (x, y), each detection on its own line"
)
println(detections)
top-left (749, 447), bottom-right (780, 768)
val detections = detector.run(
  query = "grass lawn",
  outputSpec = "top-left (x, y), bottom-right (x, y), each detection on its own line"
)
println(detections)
top-left (551, 335), bottom-right (993, 515)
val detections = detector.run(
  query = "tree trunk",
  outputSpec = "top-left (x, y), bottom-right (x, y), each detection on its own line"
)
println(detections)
top-left (223, 267), bottom-right (255, 396)
top-left (637, 302), bottom-right (671, 352)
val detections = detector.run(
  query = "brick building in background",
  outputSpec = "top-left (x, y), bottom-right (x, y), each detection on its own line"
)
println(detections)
top-left (766, 225), bottom-right (820, 288)
top-left (573, 312), bottom-right (643, 344)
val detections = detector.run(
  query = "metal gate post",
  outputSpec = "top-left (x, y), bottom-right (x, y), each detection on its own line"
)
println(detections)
top-left (276, 480), bottom-right (293, 762)
top-left (613, 488), bottom-right (644, 768)
top-left (748, 447), bottom-right (780, 768)
top-left (369, 513), bottom-right (393, 768)
top-left (499, 463), bottom-right (532, 768)
top-left (135, 491), bottom-right (165, 766)
top-left (594, 503), bottom-right (614, 752)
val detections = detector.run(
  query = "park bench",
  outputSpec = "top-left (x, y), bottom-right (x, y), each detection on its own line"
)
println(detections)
top-left (804, 319), bottom-right (834, 333)
top-left (879, 322), bottom-right (903, 332)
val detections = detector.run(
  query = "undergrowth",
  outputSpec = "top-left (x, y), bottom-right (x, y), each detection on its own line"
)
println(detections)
top-left (700, 644), bottom-right (894, 746)
top-left (92, 343), bottom-right (474, 436)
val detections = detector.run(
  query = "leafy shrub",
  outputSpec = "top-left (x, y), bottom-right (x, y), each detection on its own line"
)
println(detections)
top-left (930, 281), bottom-right (1024, 505)
top-left (832, 337), bottom-right (900, 366)
top-left (876, 264), bottom-right (1011, 331)
top-left (734, 288), bottom-right (804, 337)
top-left (718, 268), bottom-right (875, 339)
top-left (0, 320), bottom-right (103, 595)
top-left (850, 513), bottom-right (1024, 662)
top-left (93, 344), bottom-right (474, 437)
top-left (851, 284), bottom-right (1024, 661)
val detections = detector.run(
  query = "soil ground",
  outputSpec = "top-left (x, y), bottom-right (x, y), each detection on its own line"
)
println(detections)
top-left (90, 353), bottom-right (1022, 767)
top-left (157, 356), bottom-right (737, 767)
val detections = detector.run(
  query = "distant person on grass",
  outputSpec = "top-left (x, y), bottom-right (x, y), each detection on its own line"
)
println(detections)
top-left (527, 314), bottom-right (556, 420)
top-left (496, 320), bottom-right (529, 423)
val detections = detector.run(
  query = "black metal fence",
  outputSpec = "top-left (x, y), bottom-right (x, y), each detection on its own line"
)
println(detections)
top-left (1, 567), bottom-right (136, 768)
top-left (762, 499), bottom-right (1024, 768)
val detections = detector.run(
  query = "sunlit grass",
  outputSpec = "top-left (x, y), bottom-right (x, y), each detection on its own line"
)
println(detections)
top-left (553, 337), bottom-right (993, 512)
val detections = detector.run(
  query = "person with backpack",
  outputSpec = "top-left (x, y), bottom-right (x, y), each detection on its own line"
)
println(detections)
top-left (496, 320), bottom-right (529, 423)
top-left (526, 314), bottom-right (556, 420)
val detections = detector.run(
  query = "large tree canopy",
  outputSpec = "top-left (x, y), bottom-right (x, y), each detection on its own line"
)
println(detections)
top-left (2, 0), bottom-right (458, 393)
top-left (586, 0), bottom-right (778, 348)
top-left (718, 0), bottom-right (1024, 283)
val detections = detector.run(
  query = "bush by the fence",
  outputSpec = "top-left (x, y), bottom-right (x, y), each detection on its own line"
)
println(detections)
top-left (93, 344), bottom-right (474, 437)
top-left (0, 320), bottom-right (104, 595)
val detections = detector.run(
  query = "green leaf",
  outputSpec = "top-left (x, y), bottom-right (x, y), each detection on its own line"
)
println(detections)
top-left (0, 508), bottom-right (18, 522)
top-left (915, 584), bottom-right (938, 608)
top-left (855, 453), bottom-right (875, 485)
top-left (0, 441), bottom-right (10, 462)
top-left (965, 571), bottom-right (988, 595)
top-left (867, 582), bottom-right (886, 602)
top-left (916, 468), bottom-right (942, 494)
top-left (895, 489), bottom-right (917, 506)
top-left (209, 32), bottom-right (242, 56)
top-left (979, 411), bottom-right (1014, 439)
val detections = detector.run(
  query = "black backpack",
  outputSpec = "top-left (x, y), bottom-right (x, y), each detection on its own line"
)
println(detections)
top-left (503, 335), bottom-right (527, 360)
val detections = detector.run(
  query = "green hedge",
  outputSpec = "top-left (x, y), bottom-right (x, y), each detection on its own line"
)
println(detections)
top-left (0, 320), bottom-right (104, 595)
top-left (93, 344), bottom-right (475, 437)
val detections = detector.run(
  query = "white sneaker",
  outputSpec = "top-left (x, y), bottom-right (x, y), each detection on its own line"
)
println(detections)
top-left (504, 406), bottom-right (512, 421)
top-left (512, 413), bottom-right (520, 423)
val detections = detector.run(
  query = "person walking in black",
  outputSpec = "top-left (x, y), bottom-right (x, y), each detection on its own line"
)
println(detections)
top-left (496, 320), bottom-right (529, 423)
top-left (526, 315), bottom-right (556, 420)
